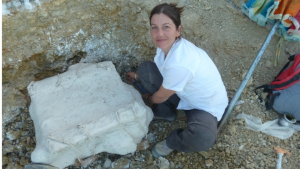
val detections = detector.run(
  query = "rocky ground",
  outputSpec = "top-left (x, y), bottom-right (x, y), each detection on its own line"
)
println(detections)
top-left (2, 0), bottom-right (300, 168)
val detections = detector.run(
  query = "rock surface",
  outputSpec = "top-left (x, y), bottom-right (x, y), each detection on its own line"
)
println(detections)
top-left (2, 84), bottom-right (27, 128)
top-left (27, 61), bottom-right (153, 168)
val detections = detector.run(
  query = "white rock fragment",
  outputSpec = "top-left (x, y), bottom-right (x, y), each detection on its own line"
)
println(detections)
top-left (28, 61), bottom-right (153, 169)
top-left (158, 157), bottom-right (170, 169)
top-left (24, 0), bottom-right (33, 10)
top-left (205, 159), bottom-right (214, 167)
top-left (2, 4), bottom-right (11, 15)
top-left (103, 158), bottom-right (112, 168)
top-left (147, 132), bottom-right (156, 143)
top-left (203, 4), bottom-right (212, 11)
top-left (235, 100), bottom-right (245, 106)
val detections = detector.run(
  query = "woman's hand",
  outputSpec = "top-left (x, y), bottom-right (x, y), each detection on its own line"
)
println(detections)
top-left (126, 72), bottom-right (138, 82)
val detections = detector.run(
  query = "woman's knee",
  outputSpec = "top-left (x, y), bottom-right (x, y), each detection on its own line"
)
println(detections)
top-left (137, 61), bottom-right (156, 75)
top-left (186, 124), bottom-right (217, 152)
top-left (196, 133), bottom-right (216, 151)
top-left (136, 61), bottom-right (162, 91)
top-left (140, 61), bottom-right (156, 67)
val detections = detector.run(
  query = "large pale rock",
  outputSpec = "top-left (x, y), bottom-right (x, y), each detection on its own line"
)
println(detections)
top-left (27, 61), bottom-right (153, 169)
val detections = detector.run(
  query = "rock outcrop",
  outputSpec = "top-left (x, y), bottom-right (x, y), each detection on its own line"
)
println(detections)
top-left (28, 61), bottom-right (153, 168)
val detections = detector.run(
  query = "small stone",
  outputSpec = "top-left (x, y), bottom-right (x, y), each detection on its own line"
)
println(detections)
top-left (2, 155), bottom-right (9, 165)
top-left (205, 159), bottom-right (213, 167)
top-left (13, 122), bottom-right (24, 129)
top-left (233, 158), bottom-right (241, 165)
top-left (234, 105), bottom-right (241, 111)
top-left (199, 151), bottom-right (210, 159)
top-left (103, 158), bottom-right (112, 168)
top-left (219, 151), bottom-right (225, 157)
top-left (3, 140), bottom-right (14, 153)
top-left (247, 156), bottom-right (252, 162)
top-left (21, 131), bottom-right (29, 136)
top-left (94, 165), bottom-right (102, 169)
top-left (6, 163), bottom-right (23, 169)
top-left (203, 4), bottom-right (212, 11)
top-left (274, 137), bottom-right (281, 144)
top-left (220, 162), bottom-right (229, 169)
top-left (170, 162), bottom-right (175, 169)
top-left (75, 155), bottom-right (97, 168)
top-left (111, 158), bottom-right (130, 169)
top-left (158, 157), bottom-right (170, 169)
top-left (20, 157), bottom-right (28, 166)
top-left (25, 143), bottom-right (35, 152)
top-left (6, 130), bottom-right (22, 140)
top-left (225, 148), bottom-right (230, 155)
top-left (6, 163), bottom-right (14, 169)
top-left (266, 60), bottom-right (272, 68)
top-left (176, 162), bottom-right (183, 169)
top-left (145, 150), bottom-right (153, 165)
top-left (182, 165), bottom-right (188, 169)
top-left (292, 136), bottom-right (298, 141)
top-left (228, 125), bottom-right (236, 135)
top-left (267, 136), bottom-right (275, 142)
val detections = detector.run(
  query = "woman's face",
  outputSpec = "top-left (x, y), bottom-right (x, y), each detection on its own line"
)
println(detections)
top-left (150, 13), bottom-right (181, 55)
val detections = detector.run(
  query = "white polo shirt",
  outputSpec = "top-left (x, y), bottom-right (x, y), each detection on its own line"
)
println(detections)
top-left (154, 38), bottom-right (228, 121)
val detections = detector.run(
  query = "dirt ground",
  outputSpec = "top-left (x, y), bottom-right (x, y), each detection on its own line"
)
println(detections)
top-left (2, 0), bottom-right (300, 168)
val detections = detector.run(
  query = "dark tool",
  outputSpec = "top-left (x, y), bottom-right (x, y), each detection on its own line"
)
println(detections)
top-left (133, 80), bottom-right (147, 94)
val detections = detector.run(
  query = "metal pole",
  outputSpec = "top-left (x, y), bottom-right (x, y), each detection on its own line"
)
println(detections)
top-left (217, 21), bottom-right (280, 132)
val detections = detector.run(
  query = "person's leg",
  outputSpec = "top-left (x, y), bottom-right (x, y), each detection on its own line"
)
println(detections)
top-left (136, 61), bottom-right (180, 118)
top-left (166, 109), bottom-right (218, 152)
top-left (136, 61), bottom-right (162, 94)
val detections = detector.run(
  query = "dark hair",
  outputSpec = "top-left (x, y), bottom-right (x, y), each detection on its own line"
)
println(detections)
top-left (149, 3), bottom-right (184, 29)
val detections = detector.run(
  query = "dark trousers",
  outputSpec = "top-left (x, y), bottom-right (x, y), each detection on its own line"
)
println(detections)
top-left (137, 61), bottom-right (218, 153)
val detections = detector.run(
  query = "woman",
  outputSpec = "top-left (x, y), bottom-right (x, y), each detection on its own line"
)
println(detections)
top-left (126, 3), bottom-right (228, 158)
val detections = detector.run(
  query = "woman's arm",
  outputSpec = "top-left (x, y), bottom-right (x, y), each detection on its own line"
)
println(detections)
top-left (146, 85), bottom-right (176, 104)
